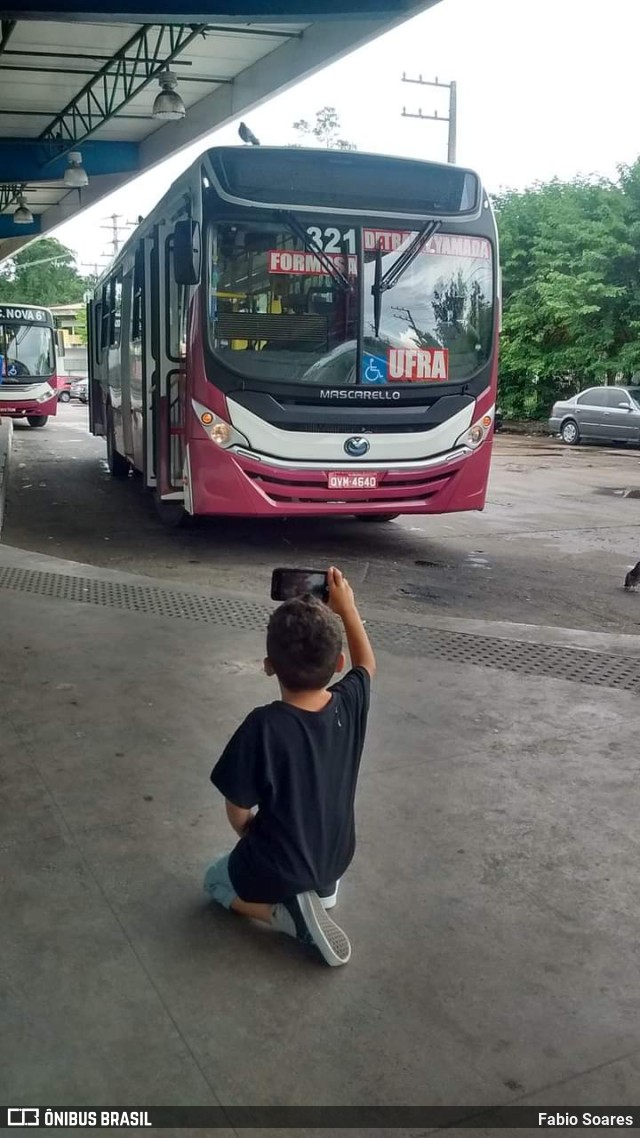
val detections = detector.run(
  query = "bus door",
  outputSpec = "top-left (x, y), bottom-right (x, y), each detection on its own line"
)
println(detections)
top-left (87, 297), bottom-right (105, 437)
top-left (150, 221), bottom-right (188, 507)
top-left (133, 238), bottom-right (153, 479)
top-left (119, 268), bottom-right (135, 464)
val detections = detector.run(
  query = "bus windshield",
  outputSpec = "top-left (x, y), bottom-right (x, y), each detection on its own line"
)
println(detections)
top-left (362, 230), bottom-right (494, 384)
top-left (0, 322), bottom-right (55, 383)
top-left (209, 221), bottom-right (358, 383)
top-left (208, 222), bottom-right (493, 388)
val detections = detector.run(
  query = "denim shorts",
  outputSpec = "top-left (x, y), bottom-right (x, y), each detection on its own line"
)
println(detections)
top-left (203, 853), bottom-right (237, 910)
top-left (203, 853), bottom-right (339, 910)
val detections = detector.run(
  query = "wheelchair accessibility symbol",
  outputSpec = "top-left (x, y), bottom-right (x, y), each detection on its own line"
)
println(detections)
top-left (362, 353), bottom-right (387, 384)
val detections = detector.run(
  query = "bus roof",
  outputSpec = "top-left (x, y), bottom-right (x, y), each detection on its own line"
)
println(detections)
top-left (96, 146), bottom-right (486, 288)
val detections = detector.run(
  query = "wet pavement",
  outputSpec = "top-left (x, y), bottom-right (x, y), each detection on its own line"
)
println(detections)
top-left (2, 542), bottom-right (640, 1128)
top-left (3, 407), bottom-right (640, 1129)
top-left (4, 404), bottom-right (640, 634)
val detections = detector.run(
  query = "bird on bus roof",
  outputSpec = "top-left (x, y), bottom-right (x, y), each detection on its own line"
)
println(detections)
top-left (624, 561), bottom-right (640, 589)
top-left (238, 122), bottom-right (260, 146)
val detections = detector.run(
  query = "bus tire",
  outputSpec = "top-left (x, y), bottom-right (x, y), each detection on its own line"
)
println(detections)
top-left (153, 495), bottom-right (188, 528)
top-left (106, 408), bottom-right (129, 477)
top-left (27, 415), bottom-right (48, 428)
top-left (560, 419), bottom-right (580, 446)
top-left (355, 513), bottom-right (399, 523)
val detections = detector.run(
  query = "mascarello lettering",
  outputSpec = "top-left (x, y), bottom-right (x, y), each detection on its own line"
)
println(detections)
top-left (319, 388), bottom-right (401, 401)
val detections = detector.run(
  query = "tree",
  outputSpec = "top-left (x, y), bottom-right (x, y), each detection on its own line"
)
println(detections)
top-left (292, 106), bottom-right (356, 151)
top-left (0, 237), bottom-right (90, 308)
top-left (494, 168), bottom-right (640, 419)
top-left (74, 304), bottom-right (88, 346)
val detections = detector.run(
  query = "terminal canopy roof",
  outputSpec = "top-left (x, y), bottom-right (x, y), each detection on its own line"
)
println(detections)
top-left (0, 1), bottom-right (439, 264)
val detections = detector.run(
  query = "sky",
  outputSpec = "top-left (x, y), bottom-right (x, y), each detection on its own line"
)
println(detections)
top-left (54, 0), bottom-right (640, 273)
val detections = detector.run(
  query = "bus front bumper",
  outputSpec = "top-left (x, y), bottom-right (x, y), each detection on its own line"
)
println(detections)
top-left (0, 388), bottom-right (58, 418)
top-left (187, 436), bottom-right (493, 517)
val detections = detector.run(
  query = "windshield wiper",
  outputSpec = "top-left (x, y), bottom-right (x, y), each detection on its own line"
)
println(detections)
top-left (372, 220), bottom-right (441, 336)
top-left (278, 210), bottom-right (353, 292)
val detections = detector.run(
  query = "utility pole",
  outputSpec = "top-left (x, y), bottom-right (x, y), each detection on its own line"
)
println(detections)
top-left (100, 213), bottom-right (136, 259)
top-left (401, 74), bottom-right (457, 164)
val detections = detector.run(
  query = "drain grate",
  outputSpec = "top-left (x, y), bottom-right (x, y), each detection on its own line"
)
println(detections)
top-left (0, 565), bottom-right (272, 630)
top-left (1, 564), bottom-right (638, 693)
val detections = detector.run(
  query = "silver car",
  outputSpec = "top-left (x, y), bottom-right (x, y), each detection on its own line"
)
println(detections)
top-left (70, 379), bottom-right (88, 404)
top-left (549, 386), bottom-right (640, 446)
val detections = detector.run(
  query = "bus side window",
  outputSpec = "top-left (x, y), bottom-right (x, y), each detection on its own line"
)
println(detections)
top-left (93, 301), bottom-right (102, 365)
top-left (132, 249), bottom-right (144, 343)
top-left (100, 281), bottom-right (112, 353)
top-left (111, 274), bottom-right (123, 349)
top-left (166, 233), bottom-right (188, 362)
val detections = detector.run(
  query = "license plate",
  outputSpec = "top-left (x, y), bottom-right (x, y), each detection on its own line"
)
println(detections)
top-left (328, 472), bottom-right (379, 490)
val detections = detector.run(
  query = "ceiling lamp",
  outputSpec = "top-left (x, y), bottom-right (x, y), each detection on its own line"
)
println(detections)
top-left (152, 70), bottom-right (185, 121)
top-left (13, 196), bottom-right (34, 225)
top-left (64, 152), bottom-right (89, 188)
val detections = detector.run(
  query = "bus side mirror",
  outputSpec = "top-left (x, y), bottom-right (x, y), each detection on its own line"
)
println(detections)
top-left (174, 219), bottom-right (201, 285)
top-left (56, 330), bottom-right (66, 356)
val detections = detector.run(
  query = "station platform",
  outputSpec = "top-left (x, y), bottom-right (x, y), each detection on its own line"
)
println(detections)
top-left (2, 542), bottom-right (640, 1132)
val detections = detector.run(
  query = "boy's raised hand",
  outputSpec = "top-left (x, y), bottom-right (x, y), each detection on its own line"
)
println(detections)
top-left (327, 566), bottom-right (376, 677)
top-left (327, 566), bottom-right (356, 618)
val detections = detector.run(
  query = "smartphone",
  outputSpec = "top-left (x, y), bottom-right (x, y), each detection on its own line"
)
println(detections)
top-left (270, 568), bottom-right (329, 603)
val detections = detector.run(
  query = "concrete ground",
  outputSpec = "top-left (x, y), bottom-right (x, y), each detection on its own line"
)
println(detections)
top-left (4, 403), bottom-right (640, 634)
top-left (2, 408), bottom-right (640, 1133)
top-left (0, 416), bottom-right (11, 534)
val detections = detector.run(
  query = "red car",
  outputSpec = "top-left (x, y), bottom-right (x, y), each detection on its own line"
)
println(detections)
top-left (57, 378), bottom-right (72, 403)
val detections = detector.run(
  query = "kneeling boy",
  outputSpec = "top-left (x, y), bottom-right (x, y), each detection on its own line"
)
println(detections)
top-left (205, 566), bottom-right (375, 966)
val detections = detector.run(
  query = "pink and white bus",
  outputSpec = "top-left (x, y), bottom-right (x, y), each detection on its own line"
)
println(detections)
top-left (88, 146), bottom-right (499, 524)
top-left (0, 303), bottom-right (61, 427)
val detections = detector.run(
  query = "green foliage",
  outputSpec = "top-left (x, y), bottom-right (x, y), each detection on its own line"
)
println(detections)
top-left (74, 305), bottom-right (88, 346)
top-left (495, 164), bottom-right (640, 418)
top-left (293, 106), bottom-right (356, 151)
top-left (0, 237), bottom-right (89, 308)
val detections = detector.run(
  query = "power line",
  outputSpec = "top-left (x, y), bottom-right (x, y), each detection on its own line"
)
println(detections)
top-left (0, 251), bottom-right (101, 274)
top-left (5, 252), bottom-right (69, 270)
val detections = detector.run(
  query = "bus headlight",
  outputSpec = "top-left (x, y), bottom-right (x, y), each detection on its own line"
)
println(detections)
top-left (192, 399), bottom-right (249, 449)
top-left (456, 410), bottom-right (494, 450)
top-left (211, 422), bottom-right (231, 445)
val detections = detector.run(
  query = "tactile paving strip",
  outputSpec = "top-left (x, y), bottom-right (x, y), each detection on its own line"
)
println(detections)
top-left (0, 564), bottom-right (638, 692)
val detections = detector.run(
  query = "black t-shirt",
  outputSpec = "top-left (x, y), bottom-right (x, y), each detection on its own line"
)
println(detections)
top-left (210, 667), bottom-right (371, 903)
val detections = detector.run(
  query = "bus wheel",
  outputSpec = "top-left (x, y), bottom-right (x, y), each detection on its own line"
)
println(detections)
top-left (106, 409), bottom-right (129, 478)
top-left (153, 495), bottom-right (188, 528)
top-left (27, 415), bottom-right (48, 428)
top-left (355, 513), bottom-right (399, 523)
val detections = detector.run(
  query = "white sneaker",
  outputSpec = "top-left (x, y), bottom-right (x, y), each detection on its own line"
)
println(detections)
top-left (318, 880), bottom-right (340, 910)
top-left (271, 891), bottom-right (351, 966)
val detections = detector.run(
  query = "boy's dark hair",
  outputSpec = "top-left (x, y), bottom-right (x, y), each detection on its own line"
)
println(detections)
top-left (267, 597), bottom-right (342, 691)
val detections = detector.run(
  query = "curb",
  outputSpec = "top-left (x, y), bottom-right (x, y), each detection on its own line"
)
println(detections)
top-left (1, 540), bottom-right (639, 658)
top-left (0, 417), bottom-right (13, 540)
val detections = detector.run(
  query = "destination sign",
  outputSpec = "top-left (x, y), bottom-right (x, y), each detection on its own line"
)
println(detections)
top-left (0, 304), bottom-right (53, 325)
